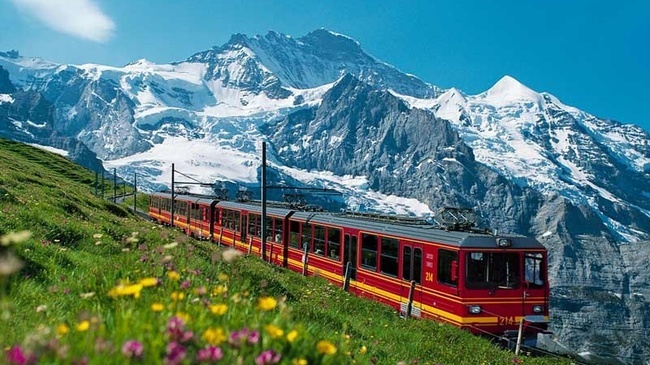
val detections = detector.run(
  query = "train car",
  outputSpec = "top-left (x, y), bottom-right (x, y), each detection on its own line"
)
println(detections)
top-left (148, 192), bottom-right (217, 239)
top-left (148, 194), bottom-right (550, 347)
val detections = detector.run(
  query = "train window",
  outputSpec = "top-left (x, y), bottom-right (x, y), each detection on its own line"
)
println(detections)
top-left (328, 228), bottom-right (341, 260)
top-left (248, 214), bottom-right (260, 237)
top-left (413, 248), bottom-right (422, 284)
top-left (265, 217), bottom-right (274, 240)
top-left (313, 225), bottom-right (326, 256)
top-left (213, 209), bottom-right (220, 225)
top-left (274, 218), bottom-right (283, 242)
top-left (233, 211), bottom-right (240, 231)
top-left (301, 223), bottom-right (312, 251)
top-left (465, 252), bottom-right (520, 289)
top-left (191, 203), bottom-right (202, 220)
top-left (380, 237), bottom-right (399, 277)
top-left (361, 233), bottom-right (378, 271)
top-left (438, 250), bottom-right (458, 287)
top-left (403, 247), bottom-right (423, 284)
top-left (524, 253), bottom-right (544, 288)
top-left (289, 221), bottom-right (300, 248)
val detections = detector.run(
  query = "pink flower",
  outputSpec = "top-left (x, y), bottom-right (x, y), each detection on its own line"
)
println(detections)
top-left (121, 340), bottom-right (144, 359)
top-left (196, 346), bottom-right (223, 362)
top-left (180, 280), bottom-right (191, 290)
top-left (5, 346), bottom-right (37, 365)
top-left (164, 342), bottom-right (186, 365)
top-left (255, 349), bottom-right (281, 365)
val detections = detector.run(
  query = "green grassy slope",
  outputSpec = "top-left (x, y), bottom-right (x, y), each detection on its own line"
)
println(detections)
top-left (0, 138), bottom-right (568, 364)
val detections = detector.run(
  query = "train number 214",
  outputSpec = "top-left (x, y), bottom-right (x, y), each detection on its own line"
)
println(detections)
top-left (498, 316), bottom-right (515, 326)
top-left (424, 272), bottom-right (434, 282)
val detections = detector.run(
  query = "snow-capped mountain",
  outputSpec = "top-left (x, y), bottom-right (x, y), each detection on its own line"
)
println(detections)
top-left (2, 29), bottom-right (650, 363)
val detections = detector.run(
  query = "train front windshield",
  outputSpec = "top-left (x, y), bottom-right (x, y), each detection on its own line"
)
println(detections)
top-left (465, 252), bottom-right (545, 289)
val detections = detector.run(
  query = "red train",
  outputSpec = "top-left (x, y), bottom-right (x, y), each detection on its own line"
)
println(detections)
top-left (149, 192), bottom-right (550, 347)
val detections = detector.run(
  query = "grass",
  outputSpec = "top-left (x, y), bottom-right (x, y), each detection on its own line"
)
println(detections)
top-left (0, 138), bottom-right (570, 364)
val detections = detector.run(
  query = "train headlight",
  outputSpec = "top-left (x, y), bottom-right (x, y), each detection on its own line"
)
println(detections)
top-left (468, 305), bottom-right (482, 314)
top-left (532, 305), bottom-right (544, 314)
top-left (497, 238), bottom-right (511, 247)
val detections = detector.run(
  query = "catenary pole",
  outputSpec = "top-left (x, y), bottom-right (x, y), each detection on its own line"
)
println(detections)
top-left (261, 142), bottom-right (267, 261)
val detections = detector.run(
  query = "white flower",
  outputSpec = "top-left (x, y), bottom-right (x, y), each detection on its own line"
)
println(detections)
top-left (0, 231), bottom-right (32, 246)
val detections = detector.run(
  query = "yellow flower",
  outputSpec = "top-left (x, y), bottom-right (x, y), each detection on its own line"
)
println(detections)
top-left (218, 273), bottom-right (229, 282)
top-left (175, 312), bottom-right (190, 323)
top-left (265, 324), bottom-right (284, 339)
top-left (171, 292), bottom-right (185, 301)
top-left (359, 345), bottom-right (367, 354)
top-left (76, 320), bottom-right (90, 332)
top-left (286, 330), bottom-right (299, 343)
top-left (292, 359), bottom-right (308, 365)
top-left (139, 277), bottom-right (159, 287)
top-left (212, 285), bottom-right (227, 296)
top-left (56, 323), bottom-right (70, 337)
top-left (108, 283), bottom-right (143, 298)
top-left (202, 327), bottom-right (227, 345)
top-left (209, 303), bottom-right (228, 315)
top-left (257, 296), bottom-right (277, 311)
top-left (167, 271), bottom-right (180, 281)
top-left (316, 340), bottom-right (337, 355)
top-left (151, 303), bottom-right (164, 312)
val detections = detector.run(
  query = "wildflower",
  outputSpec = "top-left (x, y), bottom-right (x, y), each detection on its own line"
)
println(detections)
top-left (56, 324), bottom-right (70, 337)
top-left (1, 230), bottom-right (32, 246)
top-left (286, 330), bottom-right (299, 343)
top-left (217, 273), bottom-right (229, 282)
top-left (292, 359), bottom-right (308, 365)
top-left (202, 328), bottom-right (227, 345)
top-left (108, 283), bottom-right (143, 298)
top-left (151, 303), bottom-right (164, 312)
top-left (164, 342), bottom-right (186, 365)
top-left (209, 304), bottom-right (228, 315)
top-left (212, 285), bottom-right (227, 296)
top-left (228, 327), bottom-right (259, 346)
top-left (255, 349), bottom-right (282, 365)
top-left (171, 292), bottom-right (185, 301)
top-left (248, 330), bottom-right (260, 344)
top-left (92, 233), bottom-right (103, 239)
top-left (180, 280), bottom-right (191, 290)
top-left (126, 233), bottom-right (139, 244)
top-left (257, 296), bottom-right (277, 311)
top-left (36, 305), bottom-right (47, 313)
top-left (316, 340), bottom-right (337, 355)
top-left (121, 340), bottom-right (144, 359)
top-left (196, 345), bottom-right (223, 362)
top-left (221, 248), bottom-right (242, 262)
top-left (195, 286), bottom-right (207, 296)
top-left (167, 271), bottom-right (181, 281)
top-left (163, 242), bottom-right (179, 250)
top-left (139, 277), bottom-right (159, 287)
top-left (5, 345), bottom-right (37, 365)
top-left (0, 251), bottom-right (24, 276)
top-left (359, 345), bottom-right (367, 354)
top-left (76, 320), bottom-right (90, 332)
top-left (265, 324), bottom-right (284, 339)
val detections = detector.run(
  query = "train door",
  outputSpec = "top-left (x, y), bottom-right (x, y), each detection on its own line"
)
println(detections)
top-left (343, 234), bottom-right (358, 280)
top-left (400, 243), bottom-right (423, 318)
top-left (240, 214), bottom-right (248, 243)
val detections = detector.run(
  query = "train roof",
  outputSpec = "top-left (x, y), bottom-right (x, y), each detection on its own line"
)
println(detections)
top-left (217, 200), bottom-right (294, 218)
top-left (150, 192), bottom-right (216, 206)
top-left (152, 193), bottom-right (544, 250)
top-left (288, 211), bottom-right (545, 250)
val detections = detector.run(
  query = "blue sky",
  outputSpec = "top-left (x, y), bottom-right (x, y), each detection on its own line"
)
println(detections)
top-left (1, 0), bottom-right (648, 131)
